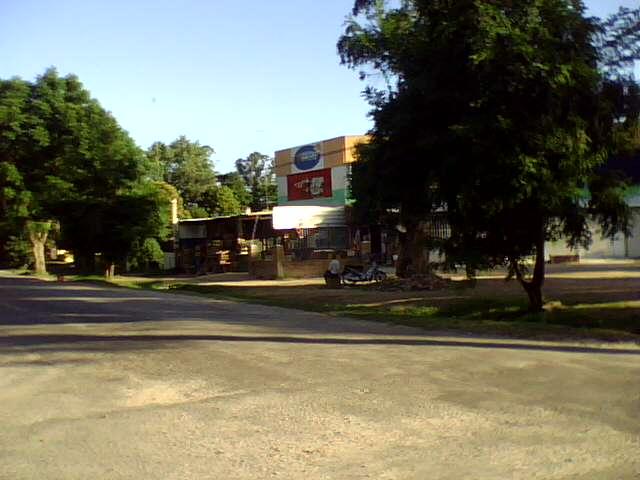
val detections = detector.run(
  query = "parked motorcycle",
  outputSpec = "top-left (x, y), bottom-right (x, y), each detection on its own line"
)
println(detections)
top-left (342, 264), bottom-right (387, 284)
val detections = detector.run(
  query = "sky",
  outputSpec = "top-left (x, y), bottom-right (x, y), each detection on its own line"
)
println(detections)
top-left (0, 0), bottom-right (637, 173)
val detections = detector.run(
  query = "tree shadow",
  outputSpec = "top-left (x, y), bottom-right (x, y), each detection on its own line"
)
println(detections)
top-left (169, 275), bottom-right (640, 337)
top-left (0, 332), bottom-right (638, 356)
top-left (0, 357), bottom-right (100, 367)
top-left (3, 273), bottom-right (640, 341)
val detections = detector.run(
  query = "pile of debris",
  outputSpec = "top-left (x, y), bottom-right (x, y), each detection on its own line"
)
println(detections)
top-left (376, 272), bottom-right (452, 291)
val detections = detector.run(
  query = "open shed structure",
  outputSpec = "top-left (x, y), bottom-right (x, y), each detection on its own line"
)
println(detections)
top-left (176, 211), bottom-right (277, 274)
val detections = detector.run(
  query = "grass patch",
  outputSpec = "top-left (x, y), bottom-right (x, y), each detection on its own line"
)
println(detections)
top-left (68, 275), bottom-right (170, 291)
top-left (0, 269), bottom-right (57, 281)
top-left (62, 275), bottom-right (640, 343)
top-left (167, 283), bottom-right (640, 342)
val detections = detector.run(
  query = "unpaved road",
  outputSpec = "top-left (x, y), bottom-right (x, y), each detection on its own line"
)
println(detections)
top-left (0, 275), bottom-right (639, 479)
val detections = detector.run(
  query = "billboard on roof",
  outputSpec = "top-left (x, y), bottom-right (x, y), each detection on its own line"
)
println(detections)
top-left (287, 168), bottom-right (332, 201)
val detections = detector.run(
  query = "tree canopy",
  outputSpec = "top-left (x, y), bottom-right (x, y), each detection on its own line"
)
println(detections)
top-left (235, 152), bottom-right (277, 211)
top-left (0, 68), bottom-right (173, 274)
top-left (146, 137), bottom-right (250, 218)
top-left (339, 1), bottom-right (640, 310)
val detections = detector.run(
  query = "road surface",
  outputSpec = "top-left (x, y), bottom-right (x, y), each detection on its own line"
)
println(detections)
top-left (0, 275), bottom-right (639, 479)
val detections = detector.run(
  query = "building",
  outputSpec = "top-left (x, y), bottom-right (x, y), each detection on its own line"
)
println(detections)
top-left (547, 152), bottom-right (640, 260)
top-left (274, 135), bottom-right (367, 207)
top-left (271, 135), bottom-right (371, 256)
top-left (176, 211), bottom-right (277, 273)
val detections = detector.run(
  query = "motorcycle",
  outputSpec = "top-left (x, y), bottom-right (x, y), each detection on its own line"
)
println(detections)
top-left (341, 264), bottom-right (387, 284)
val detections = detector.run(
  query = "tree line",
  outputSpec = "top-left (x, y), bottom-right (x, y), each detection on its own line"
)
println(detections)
top-left (0, 68), bottom-right (276, 275)
top-left (146, 138), bottom-right (276, 219)
top-left (339, 1), bottom-right (640, 310)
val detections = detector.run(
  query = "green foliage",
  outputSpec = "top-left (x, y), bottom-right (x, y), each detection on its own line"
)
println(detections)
top-left (59, 181), bottom-right (173, 267)
top-left (339, 0), bottom-right (640, 308)
top-left (201, 185), bottom-right (243, 216)
top-left (144, 136), bottom-right (254, 218)
top-left (0, 68), bottom-right (172, 273)
top-left (152, 180), bottom-right (186, 218)
top-left (146, 142), bottom-right (275, 217)
top-left (129, 237), bottom-right (164, 272)
top-left (595, 7), bottom-right (640, 78)
top-left (187, 205), bottom-right (210, 218)
top-left (165, 136), bottom-right (216, 205)
top-left (25, 220), bottom-right (53, 237)
top-left (235, 152), bottom-right (277, 211)
top-left (220, 172), bottom-right (252, 209)
top-left (4, 234), bottom-right (32, 268)
top-left (146, 136), bottom-right (217, 212)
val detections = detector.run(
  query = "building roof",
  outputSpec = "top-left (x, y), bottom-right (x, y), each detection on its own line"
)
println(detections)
top-left (179, 210), bottom-right (272, 223)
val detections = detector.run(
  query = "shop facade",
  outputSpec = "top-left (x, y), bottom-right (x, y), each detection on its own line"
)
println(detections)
top-left (270, 136), bottom-right (381, 262)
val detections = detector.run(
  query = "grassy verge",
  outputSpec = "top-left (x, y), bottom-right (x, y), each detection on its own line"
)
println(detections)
top-left (62, 274), bottom-right (640, 343)
top-left (0, 268), bottom-right (57, 281)
top-left (65, 275), bottom-right (160, 289)
top-left (167, 284), bottom-right (640, 342)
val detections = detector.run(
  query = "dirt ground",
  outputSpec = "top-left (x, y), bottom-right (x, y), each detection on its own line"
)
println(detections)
top-left (129, 260), bottom-right (640, 302)
top-left (1, 275), bottom-right (639, 479)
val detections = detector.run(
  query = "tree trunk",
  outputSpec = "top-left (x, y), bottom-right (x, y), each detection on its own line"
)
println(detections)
top-left (522, 281), bottom-right (543, 312)
top-left (27, 228), bottom-right (49, 275)
top-left (104, 262), bottom-right (115, 279)
top-left (396, 221), bottom-right (430, 277)
top-left (31, 236), bottom-right (47, 275)
top-left (513, 227), bottom-right (546, 312)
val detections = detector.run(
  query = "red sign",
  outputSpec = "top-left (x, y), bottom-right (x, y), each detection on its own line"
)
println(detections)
top-left (287, 168), bottom-right (332, 201)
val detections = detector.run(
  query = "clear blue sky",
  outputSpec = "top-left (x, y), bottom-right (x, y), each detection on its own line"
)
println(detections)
top-left (0, 0), bottom-right (637, 173)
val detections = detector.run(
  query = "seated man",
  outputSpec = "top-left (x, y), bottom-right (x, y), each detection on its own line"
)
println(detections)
top-left (323, 254), bottom-right (342, 287)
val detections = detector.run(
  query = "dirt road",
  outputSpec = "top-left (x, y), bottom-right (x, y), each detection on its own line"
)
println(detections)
top-left (0, 275), bottom-right (638, 479)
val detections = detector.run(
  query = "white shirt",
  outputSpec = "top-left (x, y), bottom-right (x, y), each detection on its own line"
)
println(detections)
top-left (328, 259), bottom-right (341, 275)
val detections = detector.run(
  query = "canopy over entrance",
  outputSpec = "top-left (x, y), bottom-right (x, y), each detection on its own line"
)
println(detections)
top-left (272, 206), bottom-right (346, 230)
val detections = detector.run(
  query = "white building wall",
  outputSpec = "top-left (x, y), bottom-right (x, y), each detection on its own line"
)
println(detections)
top-left (277, 176), bottom-right (288, 201)
top-left (331, 165), bottom-right (348, 192)
top-left (545, 214), bottom-right (639, 260)
top-left (625, 209), bottom-right (640, 257)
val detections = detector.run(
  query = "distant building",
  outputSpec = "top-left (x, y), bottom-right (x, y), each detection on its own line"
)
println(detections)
top-left (271, 136), bottom-right (375, 256)
top-left (175, 212), bottom-right (277, 274)
top-left (549, 151), bottom-right (640, 260)
top-left (274, 135), bottom-right (367, 207)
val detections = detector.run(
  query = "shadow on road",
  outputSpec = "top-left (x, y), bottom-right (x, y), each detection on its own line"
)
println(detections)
top-left (1, 333), bottom-right (638, 356)
top-left (2, 275), bottom-right (640, 347)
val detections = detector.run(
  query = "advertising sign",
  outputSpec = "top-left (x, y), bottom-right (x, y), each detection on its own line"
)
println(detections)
top-left (287, 168), bottom-right (332, 201)
top-left (292, 143), bottom-right (324, 173)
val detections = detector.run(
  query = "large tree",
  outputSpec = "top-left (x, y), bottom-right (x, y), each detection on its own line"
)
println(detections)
top-left (0, 68), bottom-right (171, 275)
top-left (235, 152), bottom-right (277, 211)
top-left (339, 1), bottom-right (640, 310)
top-left (200, 185), bottom-right (243, 216)
top-left (219, 171), bottom-right (252, 209)
top-left (146, 136), bottom-right (226, 217)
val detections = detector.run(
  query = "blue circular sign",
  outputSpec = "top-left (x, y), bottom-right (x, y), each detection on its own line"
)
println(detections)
top-left (294, 145), bottom-right (320, 171)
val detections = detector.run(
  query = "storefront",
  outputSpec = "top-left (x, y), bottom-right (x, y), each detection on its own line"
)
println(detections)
top-left (271, 136), bottom-right (383, 260)
top-left (271, 205), bottom-right (348, 259)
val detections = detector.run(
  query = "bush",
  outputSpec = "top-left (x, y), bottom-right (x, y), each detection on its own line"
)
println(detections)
top-left (4, 235), bottom-right (33, 268)
top-left (129, 238), bottom-right (165, 272)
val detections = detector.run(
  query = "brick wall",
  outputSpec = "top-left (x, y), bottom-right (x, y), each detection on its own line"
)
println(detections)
top-left (282, 259), bottom-right (327, 278)
top-left (249, 259), bottom-right (279, 279)
top-left (249, 255), bottom-right (363, 279)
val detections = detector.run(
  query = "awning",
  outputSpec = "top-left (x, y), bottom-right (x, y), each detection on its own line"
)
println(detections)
top-left (272, 206), bottom-right (346, 230)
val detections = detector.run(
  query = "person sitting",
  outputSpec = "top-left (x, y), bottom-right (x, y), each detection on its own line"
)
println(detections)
top-left (324, 254), bottom-right (342, 287)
